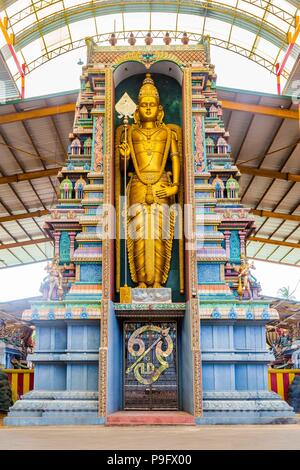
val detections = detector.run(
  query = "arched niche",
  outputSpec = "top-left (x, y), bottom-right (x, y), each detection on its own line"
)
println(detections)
top-left (113, 60), bottom-right (183, 87)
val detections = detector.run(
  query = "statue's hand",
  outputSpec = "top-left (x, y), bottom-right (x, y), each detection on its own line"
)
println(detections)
top-left (119, 142), bottom-right (130, 159)
top-left (156, 184), bottom-right (178, 199)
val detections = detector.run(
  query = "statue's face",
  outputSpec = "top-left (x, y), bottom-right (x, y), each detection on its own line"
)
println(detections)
top-left (138, 96), bottom-right (159, 122)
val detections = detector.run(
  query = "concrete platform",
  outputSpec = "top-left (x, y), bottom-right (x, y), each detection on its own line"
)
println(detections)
top-left (1, 423), bottom-right (300, 449)
top-left (107, 411), bottom-right (195, 426)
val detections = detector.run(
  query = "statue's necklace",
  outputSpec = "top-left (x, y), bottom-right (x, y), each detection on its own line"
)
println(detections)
top-left (139, 127), bottom-right (160, 156)
top-left (128, 124), bottom-right (171, 188)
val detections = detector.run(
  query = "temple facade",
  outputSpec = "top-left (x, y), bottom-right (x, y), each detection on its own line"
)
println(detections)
top-left (5, 40), bottom-right (294, 425)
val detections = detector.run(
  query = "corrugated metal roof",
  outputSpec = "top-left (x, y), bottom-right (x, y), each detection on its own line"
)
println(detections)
top-left (0, 50), bottom-right (20, 102)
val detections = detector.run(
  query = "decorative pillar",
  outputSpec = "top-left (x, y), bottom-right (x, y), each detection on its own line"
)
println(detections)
top-left (220, 263), bottom-right (225, 281)
top-left (94, 116), bottom-right (104, 173)
top-left (224, 230), bottom-right (231, 259)
top-left (193, 114), bottom-right (205, 173)
top-left (54, 231), bottom-right (60, 257)
top-left (183, 67), bottom-right (203, 418)
top-left (239, 230), bottom-right (246, 256)
top-left (69, 232), bottom-right (76, 257)
top-left (99, 68), bottom-right (114, 419)
top-left (75, 265), bottom-right (80, 281)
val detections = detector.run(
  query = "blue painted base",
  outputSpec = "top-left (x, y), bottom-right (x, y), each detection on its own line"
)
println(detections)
top-left (4, 390), bottom-right (105, 426)
top-left (196, 416), bottom-right (297, 425)
top-left (195, 391), bottom-right (296, 425)
top-left (4, 416), bottom-right (105, 426)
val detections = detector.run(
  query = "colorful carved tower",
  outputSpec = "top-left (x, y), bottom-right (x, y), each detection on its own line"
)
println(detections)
top-left (6, 39), bottom-right (294, 425)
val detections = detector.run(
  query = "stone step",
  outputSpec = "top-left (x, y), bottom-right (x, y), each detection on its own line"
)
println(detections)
top-left (107, 411), bottom-right (195, 426)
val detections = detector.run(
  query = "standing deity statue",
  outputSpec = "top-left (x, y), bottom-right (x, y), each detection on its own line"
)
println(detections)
top-left (40, 256), bottom-right (65, 301)
top-left (116, 74), bottom-right (181, 288)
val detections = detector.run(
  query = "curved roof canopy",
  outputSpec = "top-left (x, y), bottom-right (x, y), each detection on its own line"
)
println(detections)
top-left (0, 0), bottom-right (299, 83)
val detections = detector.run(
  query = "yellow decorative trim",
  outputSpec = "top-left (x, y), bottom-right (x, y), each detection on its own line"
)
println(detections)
top-left (75, 264), bottom-right (80, 281)
top-left (167, 123), bottom-right (184, 294)
top-left (183, 68), bottom-right (197, 296)
top-left (98, 347), bottom-right (107, 417)
top-left (99, 68), bottom-right (114, 418)
top-left (115, 124), bottom-right (123, 292)
top-left (120, 285), bottom-right (132, 304)
top-left (90, 46), bottom-right (207, 71)
top-left (183, 66), bottom-right (203, 417)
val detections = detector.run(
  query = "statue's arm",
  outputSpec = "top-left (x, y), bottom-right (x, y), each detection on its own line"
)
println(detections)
top-left (156, 125), bottom-right (181, 199)
top-left (115, 126), bottom-right (130, 172)
top-left (170, 131), bottom-right (180, 189)
top-left (115, 125), bottom-right (130, 171)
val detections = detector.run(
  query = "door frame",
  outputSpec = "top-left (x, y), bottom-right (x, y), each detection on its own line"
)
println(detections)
top-left (122, 320), bottom-right (179, 410)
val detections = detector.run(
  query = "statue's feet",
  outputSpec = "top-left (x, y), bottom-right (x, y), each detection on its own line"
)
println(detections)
top-left (153, 282), bottom-right (161, 288)
top-left (138, 282), bottom-right (147, 288)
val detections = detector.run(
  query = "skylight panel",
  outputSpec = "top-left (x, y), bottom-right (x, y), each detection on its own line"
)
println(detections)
top-left (63, 0), bottom-right (83, 8)
top-left (36, 2), bottom-right (64, 21)
top-left (204, 18), bottom-right (231, 40)
top-left (115, 12), bottom-right (150, 32)
top-left (257, 38), bottom-right (280, 62)
top-left (284, 55), bottom-right (296, 73)
top-left (219, 0), bottom-right (239, 8)
top-left (277, 0), bottom-right (297, 16)
top-left (69, 18), bottom-right (96, 42)
top-left (274, 49), bottom-right (296, 75)
top-left (176, 13), bottom-right (204, 34)
top-left (237, 1), bottom-right (263, 19)
top-left (268, 14), bottom-right (291, 33)
top-left (150, 12), bottom-right (177, 32)
top-left (95, 13), bottom-right (125, 34)
top-left (230, 25), bottom-right (257, 49)
top-left (43, 26), bottom-right (69, 51)
top-left (9, 14), bottom-right (35, 35)
top-left (5, 0), bottom-right (32, 17)
top-left (276, 48), bottom-right (286, 65)
top-left (21, 39), bottom-right (42, 63)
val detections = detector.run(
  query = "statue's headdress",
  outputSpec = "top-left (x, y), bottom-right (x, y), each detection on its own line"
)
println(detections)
top-left (138, 73), bottom-right (160, 103)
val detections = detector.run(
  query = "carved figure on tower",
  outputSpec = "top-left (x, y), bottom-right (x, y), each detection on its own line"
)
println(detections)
top-left (116, 74), bottom-right (181, 289)
top-left (234, 255), bottom-right (255, 299)
top-left (40, 256), bottom-right (65, 301)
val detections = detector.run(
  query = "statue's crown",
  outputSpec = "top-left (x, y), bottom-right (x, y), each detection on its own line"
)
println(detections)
top-left (138, 73), bottom-right (160, 102)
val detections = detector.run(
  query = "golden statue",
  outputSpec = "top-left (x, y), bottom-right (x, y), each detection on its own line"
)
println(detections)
top-left (115, 74), bottom-right (182, 289)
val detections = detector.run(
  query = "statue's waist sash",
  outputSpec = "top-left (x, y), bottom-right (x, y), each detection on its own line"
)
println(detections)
top-left (131, 171), bottom-right (169, 185)
top-left (128, 172), bottom-right (171, 205)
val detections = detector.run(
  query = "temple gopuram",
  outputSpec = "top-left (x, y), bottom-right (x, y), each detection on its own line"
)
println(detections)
top-left (5, 38), bottom-right (295, 426)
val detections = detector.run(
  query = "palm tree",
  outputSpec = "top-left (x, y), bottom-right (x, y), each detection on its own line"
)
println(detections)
top-left (277, 286), bottom-right (296, 300)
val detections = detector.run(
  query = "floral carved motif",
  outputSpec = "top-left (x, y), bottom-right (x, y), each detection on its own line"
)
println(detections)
top-left (94, 116), bottom-right (104, 173)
